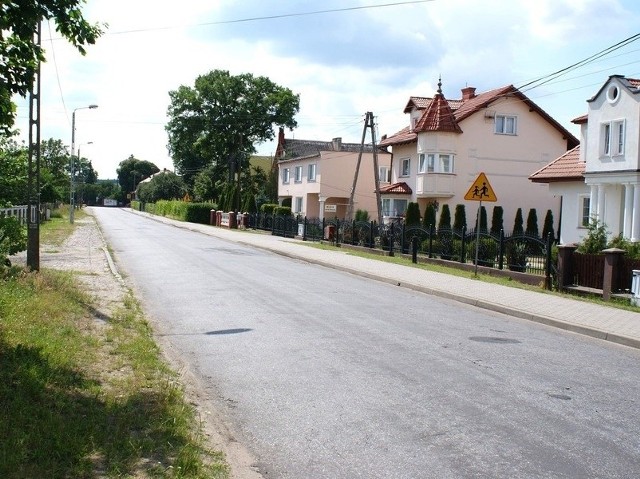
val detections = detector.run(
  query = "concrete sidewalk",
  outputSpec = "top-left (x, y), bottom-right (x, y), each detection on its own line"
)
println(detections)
top-left (127, 209), bottom-right (640, 350)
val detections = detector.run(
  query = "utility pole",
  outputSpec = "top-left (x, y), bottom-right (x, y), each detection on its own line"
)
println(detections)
top-left (26, 21), bottom-right (42, 271)
top-left (346, 112), bottom-right (383, 226)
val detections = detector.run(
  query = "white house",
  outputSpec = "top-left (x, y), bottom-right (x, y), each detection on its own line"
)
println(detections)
top-left (530, 75), bottom-right (640, 244)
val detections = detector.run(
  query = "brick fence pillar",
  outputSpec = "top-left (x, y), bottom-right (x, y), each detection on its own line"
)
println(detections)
top-left (557, 244), bottom-right (577, 291)
top-left (210, 209), bottom-right (217, 226)
top-left (602, 248), bottom-right (626, 301)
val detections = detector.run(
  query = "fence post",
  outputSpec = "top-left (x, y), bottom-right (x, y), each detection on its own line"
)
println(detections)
top-left (602, 248), bottom-right (626, 301)
top-left (336, 218), bottom-right (341, 246)
top-left (498, 229), bottom-right (505, 270)
top-left (545, 233), bottom-right (553, 290)
top-left (401, 223), bottom-right (406, 254)
top-left (389, 223), bottom-right (395, 257)
top-left (461, 226), bottom-right (467, 263)
top-left (369, 221), bottom-right (374, 248)
top-left (557, 244), bottom-right (577, 291)
top-left (303, 216), bottom-right (308, 241)
top-left (428, 224), bottom-right (434, 258)
top-left (411, 236), bottom-right (418, 264)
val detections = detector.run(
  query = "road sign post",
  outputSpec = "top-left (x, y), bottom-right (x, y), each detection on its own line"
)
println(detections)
top-left (464, 173), bottom-right (498, 275)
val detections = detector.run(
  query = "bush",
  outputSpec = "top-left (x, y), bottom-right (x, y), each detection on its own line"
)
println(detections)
top-left (506, 241), bottom-right (527, 272)
top-left (576, 218), bottom-right (607, 254)
top-left (355, 209), bottom-right (370, 222)
top-left (607, 234), bottom-right (640, 259)
top-left (405, 202), bottom-right (421, 226)
top-left (260, 203), bottom-right (278, 215)
top-left (184, 203), bottom-right (217, 224)
top-left (0, 216), bottom-right (27, 266)
top-left (490, 206), bottom-right (504, 236)
top-left (274, 206), bottom-right (292, 216)
top-left (453, 204), bottom-right (466, 232)
top-left (423, 203), bottom-right (436, 230)
top-left (512, 208), bottom-right (524, 236)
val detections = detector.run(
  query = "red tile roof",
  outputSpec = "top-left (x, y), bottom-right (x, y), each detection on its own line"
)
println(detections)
top-left (413, 93), bottom-right (463, 134)
top-left (572, 114), bottom-right (588, 124)
top-left (379, 182), bottom-right (412, 194)
top-left (381, 84), bottom-right (578, 149)
top-left (529, 145), bottom-right (584, 183)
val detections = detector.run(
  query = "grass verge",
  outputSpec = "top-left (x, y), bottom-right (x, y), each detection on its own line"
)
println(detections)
top-left (0, 228), bottom-right (228, 477)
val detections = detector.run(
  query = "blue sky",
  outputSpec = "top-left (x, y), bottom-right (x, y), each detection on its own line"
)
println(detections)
top-left (14, 0), bottom-right (640, 179)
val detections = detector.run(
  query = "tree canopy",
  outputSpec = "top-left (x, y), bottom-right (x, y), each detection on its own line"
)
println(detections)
top-left (165, 70), bottom-right (299, 186)
top-left (0, 0), bottom-right (104, 132)
top-left (116, 155), bottom-right (160, 193)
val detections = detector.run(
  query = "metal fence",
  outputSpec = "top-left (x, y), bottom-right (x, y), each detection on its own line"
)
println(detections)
top-left (245, 213), bottom-right (554, 280)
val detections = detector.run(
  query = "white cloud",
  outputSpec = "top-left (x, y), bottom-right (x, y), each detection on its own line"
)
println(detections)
top-left (12, 0), bottom-right (640, 179)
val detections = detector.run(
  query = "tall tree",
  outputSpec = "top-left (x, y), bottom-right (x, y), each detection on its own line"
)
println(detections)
top-left (166, 70), bottom-right (299, 186)
top-left (116, 155), bottom-right (159, 193)
top-left (490, 205), bottom-right (504, 236)
top-left (0, 0), bottom-right (104, 132)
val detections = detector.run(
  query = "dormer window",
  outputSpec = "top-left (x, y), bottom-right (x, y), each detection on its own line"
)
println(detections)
top-left (601, 120), bottom-right (625, 157)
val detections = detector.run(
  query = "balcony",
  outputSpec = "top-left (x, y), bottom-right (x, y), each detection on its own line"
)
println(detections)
top-left (415, 173), bottom-right (455, 197)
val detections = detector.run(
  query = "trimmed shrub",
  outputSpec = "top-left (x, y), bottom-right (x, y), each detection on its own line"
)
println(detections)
top-left (260, 203), bottom-right (278, 215)
top-left (437, 204), bottom-right (452, 232)
top-left (490, 206), bottom-right (504, 236)
top-left (355, 209), bottom-right (370, 222)
top-left (542, 209), bottom-right (555, 242)
top-left (185, 203), bottom-right (217, 224)
top-left (453, 204), bottom-right (466, 232)
top-left (405, 202), bottom-right (421, 226)
top-left (512, 208), bottom-right (524, 236)
top-left (526, 208), bottom-right (539, 237)
top-left (274, 206), bottom-right (292, 216)
top-left (480, 205), bottom-right (488, 233)
top-left (423, 203), bottom-right (436, 230)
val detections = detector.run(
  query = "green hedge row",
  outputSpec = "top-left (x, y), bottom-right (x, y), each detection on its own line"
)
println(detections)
top-left (136, 200), bottom-right (217, 225)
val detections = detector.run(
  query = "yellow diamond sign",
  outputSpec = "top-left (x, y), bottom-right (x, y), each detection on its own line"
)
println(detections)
top-left (464, 172), bottom-right (497, 202)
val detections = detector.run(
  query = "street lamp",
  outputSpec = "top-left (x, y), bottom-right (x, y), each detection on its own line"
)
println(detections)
top-left (70, 104), bottom-right (98, 223)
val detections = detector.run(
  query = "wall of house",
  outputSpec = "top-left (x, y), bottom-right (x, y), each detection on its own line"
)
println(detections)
top-left (548, 181), bottom-right (590, 245)
top-left (389, 96), bottom-right (569, 231)
top-left (585, 79), bottom-right (640, 173)
top-left (278, 151), bottom-right (390, 219)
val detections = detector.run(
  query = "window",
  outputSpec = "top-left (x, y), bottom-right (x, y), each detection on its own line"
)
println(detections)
top-left (400, 158), bottom-right (410, 177)
top-left (440, 154), bottom-right (453, 173)
top-left (616, 121), bottom-right (625, 155)
top-left (308, 164), bottom-right (316, 182)
top-left (580, 196), bottom-right (591, 227)
top-left (418, 154), bottom-right (426, 174)
top-left (601, 120), bottom-right (625, 156)
top-left (427, 154), bottom-right (435, 172)
top-left (294, 197), bottom-right (303, 213)
top-left (495, 115), bottom-right (517, 135)
top-left (382, 198), bottom-right (408, 216)
top-left (282, 168), bottom-right (290, 184)
top-left (294, 166), bottom-right (303, 183)
top-left (379, 166), bottom-right (391, 183)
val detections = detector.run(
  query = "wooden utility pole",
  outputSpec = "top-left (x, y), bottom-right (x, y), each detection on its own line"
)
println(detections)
top-left (346, 112), bottom-right (383, 226)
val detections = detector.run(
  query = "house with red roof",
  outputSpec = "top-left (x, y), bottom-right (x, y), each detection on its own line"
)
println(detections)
top-left (379, 78), bottom-right (578, 228)
top-left (530, 75), bottom-right (640, 244)
top-left (276, 129), bottom-right (391, 220)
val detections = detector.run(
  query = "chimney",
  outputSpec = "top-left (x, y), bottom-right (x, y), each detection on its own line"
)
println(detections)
top-left (332, 137), bottom-right (342, 151)
top-left (461, 86), bottom-right (476, 100)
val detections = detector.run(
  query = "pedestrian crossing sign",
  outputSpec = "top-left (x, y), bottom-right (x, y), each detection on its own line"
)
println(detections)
top-left (464, 172), bottom-right (497, 202)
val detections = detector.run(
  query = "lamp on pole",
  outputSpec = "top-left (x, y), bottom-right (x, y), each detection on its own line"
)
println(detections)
top-left (70, 104), bottom-right (98, 223)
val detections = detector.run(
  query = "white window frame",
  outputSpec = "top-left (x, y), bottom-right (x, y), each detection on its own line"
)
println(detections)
top-left (418, 154), bottom-right (426, 174)
top-left (427, 154), bottom-right (435, 173)
top-left (294, 196), bottom-right (303, 213)
top-left (400, 158), bottom-right (410, 177)
top-left (495, 114), bottom-right (517, 135)
top-left (307, 163), bottom-right (317, 182)
top-left (379, 166), bottom-right (391, 183)
top-left (294, 165), bottom-right (303, 183)
top-left (439, 154), bottom-right (453, 173)
top-left (282, 168), bottom-right (290, 184)
top-left (579, 195), bottom-right (591, 228)
top-left (601, 120), bottom-right (625, 157)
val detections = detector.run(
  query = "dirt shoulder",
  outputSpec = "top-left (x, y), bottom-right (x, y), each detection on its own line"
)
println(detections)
top-left (12, 212), bottom-right (263, 479)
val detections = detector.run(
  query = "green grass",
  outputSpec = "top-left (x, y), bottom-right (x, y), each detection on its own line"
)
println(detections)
top-left (40, 207), bottom-right (82, 249)
top-left (0, 236), bottom-right (228, 477)
top-left (304, 241), bottom-right (640, 312)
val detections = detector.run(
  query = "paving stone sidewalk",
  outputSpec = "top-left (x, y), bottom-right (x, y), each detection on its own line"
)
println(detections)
top-left (127, 209), bottom-right (640, 350)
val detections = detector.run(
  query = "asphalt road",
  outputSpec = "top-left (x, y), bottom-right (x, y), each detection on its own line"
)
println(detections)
top-left (95, 208), bottom-right (640, 479)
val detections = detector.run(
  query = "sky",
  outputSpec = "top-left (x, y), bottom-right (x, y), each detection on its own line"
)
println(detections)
top-left (13, 0), bottom-right (640, 180)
